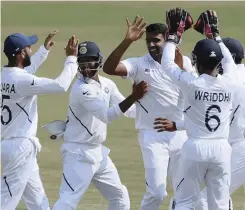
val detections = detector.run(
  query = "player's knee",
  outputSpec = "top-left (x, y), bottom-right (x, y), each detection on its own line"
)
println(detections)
top-left (150, 185), bottom-right (167, 202)
top-left (26, 192), bottom-right (50, 210)
top-left (108, 185), bottom-right (130, 210)
top-left (195, 197), bottom-right (208, 210)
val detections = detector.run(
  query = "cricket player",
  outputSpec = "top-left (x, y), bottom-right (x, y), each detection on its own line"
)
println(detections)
top-left (51, 41), bottom-right (148, 210)
top-left (103, 16), bottom-right (193, 210)
top-left (1, 32), bottom-right (79, 210)
top-left (154, 8), bottom-right (241, 209)
top-left (196, 38), bottom-right (245, 210)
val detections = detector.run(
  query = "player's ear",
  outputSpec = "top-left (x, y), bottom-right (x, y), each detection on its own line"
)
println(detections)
top-left (20, 49), bottom-right (26, 58)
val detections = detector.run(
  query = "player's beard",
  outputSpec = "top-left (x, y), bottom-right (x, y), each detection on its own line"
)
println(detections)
top-left (23, 54), bottom-right (31, 67)
top-left (148, 46), bottom-right (162, 61)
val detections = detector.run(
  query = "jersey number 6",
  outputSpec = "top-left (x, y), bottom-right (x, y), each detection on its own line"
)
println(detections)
top-left (205, 105), bottom-right (221, 132)
top-left (1, 95), bottom-right (12, 125)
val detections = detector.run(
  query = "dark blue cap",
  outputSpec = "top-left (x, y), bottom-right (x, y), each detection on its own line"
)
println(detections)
top-left (77, 41), bottom-right (102, 59)
top-left (193, 39), bottom-right (223, 65)
top-left (4, 33), bottom-right (38, 58)
top-left (223, 37), bottom-right (244, 59)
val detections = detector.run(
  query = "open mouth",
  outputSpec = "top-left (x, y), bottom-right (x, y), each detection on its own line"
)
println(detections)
top-left (149, 48), bottom-right (157, 52)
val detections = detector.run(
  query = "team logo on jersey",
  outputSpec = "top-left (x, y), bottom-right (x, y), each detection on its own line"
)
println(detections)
top-left (209, 51), bottom-right (216, 57)
top-left (145, 68), bottom-right (150, 73)
top-left (104, 87), bottom-right (109, 93)
top-left (79, 46), bottom-right (87, 55)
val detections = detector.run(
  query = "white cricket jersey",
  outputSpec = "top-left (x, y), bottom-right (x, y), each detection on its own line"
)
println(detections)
top-left (161, 42), bottom-right (240, 141)
top-left (63, 75), bottom-right (135, 145)
top-left (1, 50), bottom-right (78, 140)
top-left (228, 64), bottom-right (245, 143)
top-left (121, 53), bottom-right (193, 130)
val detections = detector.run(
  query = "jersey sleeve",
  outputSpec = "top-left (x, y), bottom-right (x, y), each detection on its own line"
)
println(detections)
top-left (175, 120), bottom-right (185, 130)
top-left (78, 86), bottom-right (124, 124)
top-left (24, 45), bottom-right (50, 75)
top-left (216, 37), bottom-right (237, 75)
top-left (216, 37), bottom-right (240, 87)
top-left (161, 42), bottom-right (196, 93)
top-left (120, 57), bottom-right (139, 81)
top-left (17, 56), bottom-right (78, 96)
top-left (109, 80), bottom-right (136, 118)
top-left (183, 56), bottom-right (195, 72)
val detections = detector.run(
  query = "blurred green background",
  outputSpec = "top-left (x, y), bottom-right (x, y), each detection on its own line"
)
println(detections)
top-left (2, 1), bottom-right (245, 209)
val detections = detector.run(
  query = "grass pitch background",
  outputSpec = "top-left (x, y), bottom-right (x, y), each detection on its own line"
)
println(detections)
top-left (1, 1), bottom-right (245, 209)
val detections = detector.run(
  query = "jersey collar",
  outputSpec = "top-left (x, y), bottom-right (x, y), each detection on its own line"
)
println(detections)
top-left (78, 73), bottom-right (102, 87)
top-left (146, 54), bottom-right (161, 67)
top-left (199, 73), bottom-right (219, 80)
top-left (237, 64), bottom-right (244, 70)
top-left (2, 66), bottom-right (23, 72)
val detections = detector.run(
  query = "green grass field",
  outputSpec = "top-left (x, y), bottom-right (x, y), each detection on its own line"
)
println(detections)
top-left (2, 1), bottom-right (245, 209)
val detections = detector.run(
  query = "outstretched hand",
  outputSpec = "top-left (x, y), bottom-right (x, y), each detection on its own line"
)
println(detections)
top-left (193, 10), bottom-right (219, 39)
top-left (44, 30), bottom-right (58, 50)
top-left (125, 15), bottom-right (147, 42)
top-left (65, 35), bottom-right (79, 57)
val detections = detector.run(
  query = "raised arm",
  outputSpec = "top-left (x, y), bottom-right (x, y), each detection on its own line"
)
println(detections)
top-left (103, 15), bottom-right (147, 77)
top-left (18, 35), bottom-right (79, 96)
top-left (215, 36), bottom-right (237, 74)
top-left (194, 10), bottom-right (237, 75)
top-left (24, 30), bottom-right (58, 75)
top-left (161, 8), bottom-right (195, 89)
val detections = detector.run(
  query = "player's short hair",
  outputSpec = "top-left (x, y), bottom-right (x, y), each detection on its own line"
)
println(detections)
top-left (201, 59), bottom-right (221, 70)
top-left (234, 57), bottom-right (242, 64)
top-left (7, 53), bottom-right (19, 65)
top-left (146, 23), bottom-right (168, 37)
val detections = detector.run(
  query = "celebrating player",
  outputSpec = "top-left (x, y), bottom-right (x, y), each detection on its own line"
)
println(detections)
top-left (103, 16), bottom-right (193, 210)
top-left (1, 32), bottom-right (79, 210)
top-left (196, 37), bottom-right (245, 210)
top-left (51, 41), bottom-right (147, 210)
top-left (155, 8), bottom-right (241, 209)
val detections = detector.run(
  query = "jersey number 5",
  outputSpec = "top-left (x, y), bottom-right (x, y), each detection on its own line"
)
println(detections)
top-left (1, 95), bottom-right (12, 125)
top-left (205, 105), bottom-right (221, 132)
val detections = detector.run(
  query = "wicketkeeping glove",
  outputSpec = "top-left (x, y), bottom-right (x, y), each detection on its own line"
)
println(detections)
top-left (193, 10), bottom-right (219, 38)
top-left (165, 8), bottom-right (193, 44)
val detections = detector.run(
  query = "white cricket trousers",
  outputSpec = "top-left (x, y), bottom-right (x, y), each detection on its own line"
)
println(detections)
top-left (174, 139), bottom-right (232, 210)
top-left (196, 140), bottom-right (245, 210)
top-left (138, 129), bottom-right (187, 210)
top-left (52, 143), bottom-right (130, 210)
top-left (1, 138), bottom-right (50, 210)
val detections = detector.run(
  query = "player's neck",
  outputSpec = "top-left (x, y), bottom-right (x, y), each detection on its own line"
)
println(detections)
top-left (153, 55), bottom-right (162, 64)
top-left (7, 62), bottom-right (24, 69)
top-left (93, 74), bottom-right (100, 83)
top-left (204, 70), bottom-right (218, 77)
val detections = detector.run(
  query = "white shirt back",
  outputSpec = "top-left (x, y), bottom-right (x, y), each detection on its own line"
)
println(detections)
top-left (121, 54), bottom-right (193, 130)
top-left (229, 64), bottom-right (245, 143)
top-left (162, 42), bottom-right (239, 141)
top-left (1, 68), bottom-right (39, 139)
top-left (1, 50), bottom-right (78, 140)
top-left (64, 75), bottom-right (135, 145)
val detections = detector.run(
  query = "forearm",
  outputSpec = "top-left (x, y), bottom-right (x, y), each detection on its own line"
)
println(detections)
top-left (24, 45), bottom-right (50, 74)
top-left (21, 56), bottom-right (78, 96)
top-left (103, 38), bottom-right (132, 75)
top-left (119, 94), bottom-right (136, 113)
top-left (161, 43), bottom-right (183, 84)
top-left (53, 56), bottom-right (78, 92)
top-left (216, 36), bottom-right (233, 62)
